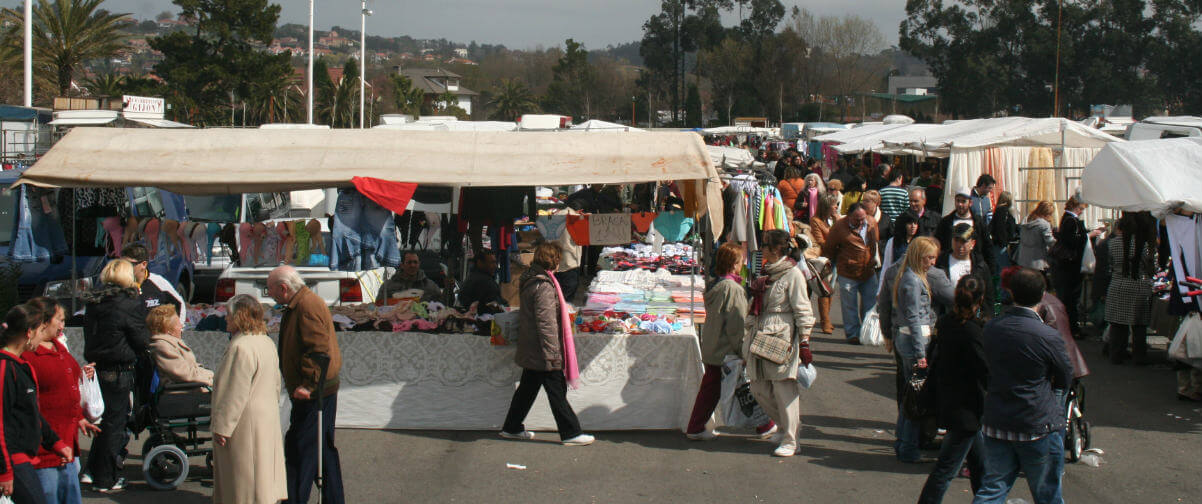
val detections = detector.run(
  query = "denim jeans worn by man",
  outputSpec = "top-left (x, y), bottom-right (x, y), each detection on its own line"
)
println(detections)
top-left (973, 268), bottom-right (1073, 504)
top-left (821, 203), bottom-right (880, 345)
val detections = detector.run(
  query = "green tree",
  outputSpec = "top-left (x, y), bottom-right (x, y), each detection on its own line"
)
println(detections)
top-left (83, 73), bottom-right (124, 96)
top-left (0, 0), bottom-right (128, 97)
top-left (684, 83), bottom-right (702, 127)
top-left (487, 78), bottom-right (538, 121)
top-left (543, 38), bottom-right (594, 119)
top-left (320, 58), bottom-right (360, 128)
top-left (390, 74), bottom-right (425, 116)
top-left (1146, 1), bottom-right (1202, 113)
top-left (639, 0), bottom-right (731, 125)
top-left (436, 90), bottom-right (458, 113)
top-left (698, 37), bottom-right (748, 124)
top-left (150, 0), bottom-right (292, 126)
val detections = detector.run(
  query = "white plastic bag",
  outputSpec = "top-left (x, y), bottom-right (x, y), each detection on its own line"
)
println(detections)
top-left (860, 307), bottom-right (884, 346)
top-left (797, 362), bottom-right (818, 389)
top-left (718, 356), bottom-right (771, 428)
top-left (79, 373), bottom-right (104, 423)
top-left (1169, 313), bottom-right (1202, 369)
top-left (1081, 242), bottom-right (1097, 274)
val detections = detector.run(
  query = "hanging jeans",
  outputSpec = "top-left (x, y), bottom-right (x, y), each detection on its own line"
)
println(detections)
top-left (330, 189), bottom-right (400, 271)
top-left (9, 186), bottom-right (68, 262)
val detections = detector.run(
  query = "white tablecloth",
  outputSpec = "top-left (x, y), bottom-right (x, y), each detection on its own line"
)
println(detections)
top-left (64, 328), bottom-right (703, 431)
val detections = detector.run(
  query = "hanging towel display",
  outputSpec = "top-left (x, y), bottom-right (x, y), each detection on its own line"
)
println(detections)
top-left (653, 211), bottom-right (695, 242)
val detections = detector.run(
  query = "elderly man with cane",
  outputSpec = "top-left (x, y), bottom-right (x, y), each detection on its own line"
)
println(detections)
top-left (269, 266), bottom-right (345, 504)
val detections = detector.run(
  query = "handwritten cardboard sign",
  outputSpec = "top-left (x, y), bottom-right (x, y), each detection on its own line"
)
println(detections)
top-left (589, 213), bottom-right (632, 245)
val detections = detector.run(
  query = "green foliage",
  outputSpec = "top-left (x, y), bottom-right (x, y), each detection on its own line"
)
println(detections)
top-left (639, 1), bottom-right (730, 125)
top-left (390, 74), bottom-right (425, 116)
top-left (900, 0), bottom-right (1200, 117)
top-left (487, 78), bottom-right (539, 121)
top-left (542, 39), bottom-right (595, 119)
top-left (150, 0), bottom-right (292, 126)
top-left (684, 83), bottom-right (702, 127)
top-left (0, 0), bottom-right (129, 97)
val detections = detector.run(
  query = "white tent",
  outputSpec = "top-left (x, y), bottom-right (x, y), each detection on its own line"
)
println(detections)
top-left (881, 117), bottom-right (1119, 153)
top-left (701, 125), bottom-right (775, 136)
top-left (706, 145), bottom-right (757, 170)
top-left (17, 128), bottom-right (724, 236)
top-left (812, 123), bottom-right (900, 144)
top-left (831, 124), bottom-right (940, 155)
top-left (1081, 138), bottom-right (1202, 214)
top-left (882, 114), bottom-right (915, 125)
top-left (372, 120), bottom-right (517, 132)
top-left (570, 120), bottom-right (645, 132)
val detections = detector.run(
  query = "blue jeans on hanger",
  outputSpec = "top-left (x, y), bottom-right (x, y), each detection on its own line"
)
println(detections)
top-left (9, 186), bottom-right (68, 262)
top-left (331, 189), bottom-right (400, 271)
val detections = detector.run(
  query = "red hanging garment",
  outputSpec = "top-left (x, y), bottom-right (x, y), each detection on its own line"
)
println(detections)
top-left (351, 176), bottom-right (418, 215)
top-left (566, 214), bottom-right (591, 246)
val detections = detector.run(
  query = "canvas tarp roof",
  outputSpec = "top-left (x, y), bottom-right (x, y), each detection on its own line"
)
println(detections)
top-left (1081, 137), bottom-right (1202, 214)
top-left (811, 123), bottom-right (900, 144)
top-left (18, 127), bottom-right (725, 235)
top-left (570, 120), bottom-right (645, 132)
top-left (831, 124), bottom-right (940, 155)
top-left (881, 117), bottom-right (1120, 153)
top-left (706, 145), bottom-right (757, 170)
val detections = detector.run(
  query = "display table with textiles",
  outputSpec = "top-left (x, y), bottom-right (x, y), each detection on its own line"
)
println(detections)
top-left (598, 243), bottom-right (699, 274)
top-left (583, 269), bottom-right (706, 324)
top-left (62, 328), bottom-right (703, 431)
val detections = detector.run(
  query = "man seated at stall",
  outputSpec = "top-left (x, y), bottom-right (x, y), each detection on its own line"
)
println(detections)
top-left (458, 250), bottom-right (506, 310)
top-left (377, 251), bottom-right (444, 304)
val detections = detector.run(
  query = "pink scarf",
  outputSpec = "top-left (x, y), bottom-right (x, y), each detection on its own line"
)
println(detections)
top-left (545, 270), bottom-right (580, 389)
top-left (805, 187), bottom-right (820, 220)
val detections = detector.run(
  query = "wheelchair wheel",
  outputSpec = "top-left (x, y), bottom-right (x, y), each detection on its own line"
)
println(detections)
top-left (141, 432), bottom-right (167, 459)
top-left (143, 444), bottom-right (189, 490)
top-left (205, 452), bottom-right (214, 471)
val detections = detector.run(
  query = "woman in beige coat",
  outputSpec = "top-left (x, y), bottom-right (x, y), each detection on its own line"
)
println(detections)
top-left (211, 295), bottom-right (287, 504)
top-left (146, 305), bottom-right (214, 386)
top-left (744, 230), bottom-right (816, 457)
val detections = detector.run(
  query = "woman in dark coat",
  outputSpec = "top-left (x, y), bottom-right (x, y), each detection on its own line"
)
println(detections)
top-left (81, 259), bottom-right (150, 493)
top-left (501, 242), bottom-right (594, 446)
top-left (918, 275), bottom-right (989, 504)
top-left (1105, 212), bottom-right (1158, 364)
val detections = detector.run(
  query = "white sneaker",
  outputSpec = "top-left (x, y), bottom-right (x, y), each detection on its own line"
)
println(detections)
top-left (562, 434), bottom-right (595, 446)
top-left (499, 430), bottom-right (535, 440)
top-left (79, 472), bottom-right (93, 485)
top-left (772, 444), bottom-right (797, 457)
top-left (686, 430), bottom-right (718, 441)
top-left (757, 425), bottom-right (779, 439)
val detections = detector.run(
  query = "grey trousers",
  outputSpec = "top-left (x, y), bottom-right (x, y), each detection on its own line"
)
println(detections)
top-left (750, 378), bottom-right (801, 448)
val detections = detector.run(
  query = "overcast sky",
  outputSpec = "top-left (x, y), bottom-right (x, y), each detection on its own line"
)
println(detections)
top-left (3, 0), bottom-right (906, 49)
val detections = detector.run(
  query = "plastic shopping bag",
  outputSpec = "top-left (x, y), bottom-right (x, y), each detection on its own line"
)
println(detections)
top-left (718, 356), bottom-right (772, 428)
top-left (79, 373), bottom-right (104, 423)
top-left (860, 307), bottom-right (884, 347)
top-left (1081, 242), bottom-right (1097, 274)
top-left (1170, 313), bottom-right (1202, 369)
top-left (797, 363), bottom-right (818, 389)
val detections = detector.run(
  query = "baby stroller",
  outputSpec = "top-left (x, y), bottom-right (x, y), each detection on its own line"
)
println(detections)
top-left (133, 365), bottom-right (214, 490)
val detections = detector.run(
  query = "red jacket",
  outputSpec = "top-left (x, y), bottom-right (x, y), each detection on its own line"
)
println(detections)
top-left (23, 340), bottom-right (83, 469)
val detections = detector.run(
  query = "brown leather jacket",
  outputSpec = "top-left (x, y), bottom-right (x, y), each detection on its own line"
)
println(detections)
top-left (821, 216), bottom-right (879, 282)
top-left (278, 286), bottom-right (342, 395)
top-left (809, 216), bottom-right (834, 249)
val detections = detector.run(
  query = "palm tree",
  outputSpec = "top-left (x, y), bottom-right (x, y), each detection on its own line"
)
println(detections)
top-left (487, 79), bottom-right (538, 121)
top-left (82, 72), bottom-right (123, 96)
top-left (1, 0), bottom-right (129, 97)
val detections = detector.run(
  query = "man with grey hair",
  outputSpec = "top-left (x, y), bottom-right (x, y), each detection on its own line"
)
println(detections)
top-left (907, 187), bottom-right (941, 239)
top-left (267, 266), bottom-right (345, 504)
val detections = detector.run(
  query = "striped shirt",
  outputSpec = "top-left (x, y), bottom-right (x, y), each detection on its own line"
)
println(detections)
top-left (879, 185), bottom-right (910, 221)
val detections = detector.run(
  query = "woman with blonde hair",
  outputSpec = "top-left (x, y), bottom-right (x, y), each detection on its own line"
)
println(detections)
top-left (1017, 200), bottom-right (1057, 271)
top-left (211, 294), bottom-right (287, 504)
top-left (147, 305), bottom-right (213, 386)
top-left (890, 236), bottom-right (940, 463)
top-left (80, 259), bottom-right (148, 493)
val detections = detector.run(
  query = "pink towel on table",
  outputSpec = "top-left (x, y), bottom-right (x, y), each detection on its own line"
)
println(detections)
top-left (545, 270), bottom-right (580, 389)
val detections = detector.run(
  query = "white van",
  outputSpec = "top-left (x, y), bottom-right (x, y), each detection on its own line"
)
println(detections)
top-left (1125, 116), bottom-right (1202, 140)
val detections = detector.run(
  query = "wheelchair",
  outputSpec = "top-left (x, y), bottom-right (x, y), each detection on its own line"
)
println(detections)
top-left (133, 366), bottom-right (213, 490)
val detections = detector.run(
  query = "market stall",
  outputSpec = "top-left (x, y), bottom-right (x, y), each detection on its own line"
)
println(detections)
top-left (23, 127), bottom-right (723, 431)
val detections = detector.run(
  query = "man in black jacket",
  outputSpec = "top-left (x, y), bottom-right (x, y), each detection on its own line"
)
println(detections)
top-left (936, 223), bottom-right (996, 317)
top-left (935, 188), bottom-right (996, 278)
top-left (974, 268), bottom-right (1072, 504)
top-left (904, 187), bottom-right (942, 239)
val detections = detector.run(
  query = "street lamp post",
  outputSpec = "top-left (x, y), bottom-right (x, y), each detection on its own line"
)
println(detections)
top-left (307, 0), bottom-right (315, 124)
top-left (360, 1), bottom-right (372, 129)
top-left (23, 0), bottom-right (32, 107)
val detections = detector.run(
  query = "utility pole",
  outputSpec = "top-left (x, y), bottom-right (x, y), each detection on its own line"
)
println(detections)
top-left (1054, 0), bottom-right (1063, 117)
top-left (307, 0), bottom-right (315, 124)
top-left (23, 0), bottom-right (32, 107)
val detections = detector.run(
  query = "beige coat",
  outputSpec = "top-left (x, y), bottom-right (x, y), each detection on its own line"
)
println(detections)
top-left (743, 258), bottom-right (815, 381)
top-left (149, 334), bottom-right (214, 386)
top-left (211, 332), bottom-right (287, 504)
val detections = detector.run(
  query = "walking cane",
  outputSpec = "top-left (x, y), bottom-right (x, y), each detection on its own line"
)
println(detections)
top-left (308, 352), bottom-right (331, 504)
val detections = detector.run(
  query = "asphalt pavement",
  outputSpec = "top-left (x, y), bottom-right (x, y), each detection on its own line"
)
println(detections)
top-left (81, 303), bottom-right (1201, 503)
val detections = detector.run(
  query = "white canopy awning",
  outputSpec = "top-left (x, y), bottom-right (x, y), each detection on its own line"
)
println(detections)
top-left (831, 124), bottom-right (940, 155)
top-left (570, 120), bottom-right (645, 132)
top-left (811, 123), bottom-right (901, 144)
top-left (881, 117), bottom-right (1121, 153)
top-left (706, 145), bottom-right (757, 170)
top-left (1081, 138), bottom-right (1202, 214)
top-left (18, 127), bottom-right (725, 235)
top-left (701, 125), bottom-right (775, 136)
top-left (126, 117), bottom-right (195, 128)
